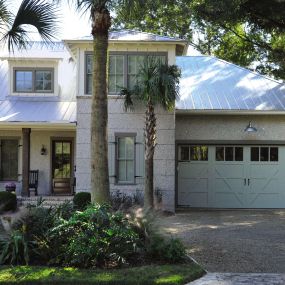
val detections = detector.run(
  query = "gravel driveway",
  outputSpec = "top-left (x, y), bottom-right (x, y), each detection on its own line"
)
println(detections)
top-left (158, 210), bottom-right (285, 273)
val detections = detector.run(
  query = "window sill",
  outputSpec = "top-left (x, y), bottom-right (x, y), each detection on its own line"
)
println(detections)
top-left (114, 183), bottom-right (137, 186)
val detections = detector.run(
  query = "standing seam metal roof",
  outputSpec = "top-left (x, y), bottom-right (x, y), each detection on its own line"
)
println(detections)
top-left (176, 56), bottom-right (285, 111)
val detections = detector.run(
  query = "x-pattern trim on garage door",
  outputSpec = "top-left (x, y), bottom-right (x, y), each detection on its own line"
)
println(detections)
top-left (177, 144), bottom-right (285, 208)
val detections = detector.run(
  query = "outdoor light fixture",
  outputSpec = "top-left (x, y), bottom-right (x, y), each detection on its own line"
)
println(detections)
top-left (244, 121), bottom-right (257, 133)
top-left (40, 145), bottom-right (47, 155)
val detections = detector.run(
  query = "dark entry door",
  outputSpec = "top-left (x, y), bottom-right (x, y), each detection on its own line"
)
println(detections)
top-left (52, 140), bottom-right (72, 195)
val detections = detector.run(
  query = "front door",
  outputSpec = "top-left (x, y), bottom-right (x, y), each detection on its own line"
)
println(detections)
top-left (52, 140), bottom-right (73, 195)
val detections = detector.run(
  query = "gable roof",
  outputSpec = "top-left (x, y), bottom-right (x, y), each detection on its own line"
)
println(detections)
top-left (64, 29), bottom-right (188, 57)
top-left (176, 56), bottom-right (285, 112)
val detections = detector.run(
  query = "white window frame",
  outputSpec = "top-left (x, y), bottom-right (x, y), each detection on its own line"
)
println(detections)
top-left (85, 52), bottom-right (167, 95)
top-left (115, 134), bottom-right (136, 184)
top-left (13, 67), bottom-right (54, 93)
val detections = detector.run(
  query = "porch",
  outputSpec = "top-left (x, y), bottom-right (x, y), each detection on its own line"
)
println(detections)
top-left (0, 125), bottom-right (76, 197)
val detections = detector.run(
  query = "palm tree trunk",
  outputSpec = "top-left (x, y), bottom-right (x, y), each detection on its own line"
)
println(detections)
top-left (90, 7), bottom-right (111, 204)
top-left (144, 100), bottom-right (156, 210)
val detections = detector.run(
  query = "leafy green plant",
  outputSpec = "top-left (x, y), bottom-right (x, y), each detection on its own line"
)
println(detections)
top-left (0, 227), bottom-right (35, 265)
top-left (73, 192), bottom-right (91, 211)
top-left (0, 191), bottom-right (17, 212)
top-left (147, 235), bottom-right (187, 263)
top-left (48, 204), bottom-right (141, 268)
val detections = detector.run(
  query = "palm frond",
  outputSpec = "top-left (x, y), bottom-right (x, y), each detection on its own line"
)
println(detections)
top-left (1, 0), bottom-right (59, 52)
top-left (120, 87), bottom-right (134, 111)
top-left (0, 0), bottom-right (10, 24)
top-left (126, 57), bottom-right (181, 111)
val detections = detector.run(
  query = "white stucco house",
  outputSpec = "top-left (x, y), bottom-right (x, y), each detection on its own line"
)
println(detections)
top-left (1, 30), bottom-right (285, 212)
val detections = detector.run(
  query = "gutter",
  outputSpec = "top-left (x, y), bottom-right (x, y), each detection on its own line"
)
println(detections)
top-left (175, 109), bottom-right (285, 115)
top-left (0, 122), bottom-right (76, 130)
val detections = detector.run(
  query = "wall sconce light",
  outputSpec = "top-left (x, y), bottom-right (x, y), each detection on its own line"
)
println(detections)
top-left (244, 121), bottom-right (257, 133)
top-left (40, 145), bottom-right (47, 155)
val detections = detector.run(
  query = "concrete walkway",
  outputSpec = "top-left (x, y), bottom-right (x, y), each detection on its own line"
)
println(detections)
top-left (187, 273), bottom-right (285, 285)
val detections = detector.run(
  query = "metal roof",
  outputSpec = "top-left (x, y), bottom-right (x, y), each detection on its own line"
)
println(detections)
top-left (176, 56), bottom-right (285, 111)
top-left (0, 101), bottom-right (76, 123)
top-left (67, 29), bottom-right (186, 43)
top-left (0, 41), bottom-right (76, 125)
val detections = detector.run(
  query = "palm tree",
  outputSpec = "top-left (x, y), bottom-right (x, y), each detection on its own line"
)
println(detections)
top-left (54, 0), bottom-right (147, 204)
top-left (0, 0), bottom-right (58, 51)
top-left (121, 59), bottom-right (181, 210)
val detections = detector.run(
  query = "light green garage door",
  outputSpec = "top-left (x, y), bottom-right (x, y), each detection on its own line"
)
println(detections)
top-left (177, 145), bottom-right (285, 208)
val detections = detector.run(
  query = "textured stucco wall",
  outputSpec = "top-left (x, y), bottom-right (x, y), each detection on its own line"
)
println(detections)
top-left (176, 114), bottom-right (285, 142)
top-left (76, 97), bottom-right (176, 211)
top-left (0, 129), bottom-right (75, 195)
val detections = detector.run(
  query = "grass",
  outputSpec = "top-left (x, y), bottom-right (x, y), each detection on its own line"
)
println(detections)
top-left (0, 264), bottom-right (205, 285)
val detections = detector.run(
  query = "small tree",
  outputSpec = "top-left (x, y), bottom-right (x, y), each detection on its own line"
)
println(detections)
top-left (121, 58), bottom-right (181, 210)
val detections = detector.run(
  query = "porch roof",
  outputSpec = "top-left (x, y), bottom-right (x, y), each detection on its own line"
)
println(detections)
top-left (0, 101), bottom-right (76, 124)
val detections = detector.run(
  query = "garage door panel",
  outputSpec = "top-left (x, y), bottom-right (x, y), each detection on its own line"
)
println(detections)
top-left (178, 192), bottom-right (208, 207)
top-left (178, 163), bottom-right (208, 178)
top-left (215, 164), bottom-right (245, 177)
top-left (249, 165), bottom-right (279, 178)
top-left (250, 178), bottom-right (279, 194)
top-left (247, 193), bottom-right (285, 208)
top-left (215, 178), bottom-right (245, 192)
top-left (179, 178), bottom-right (208, 192)
top-left (213, 192), bottom-right (245, 208)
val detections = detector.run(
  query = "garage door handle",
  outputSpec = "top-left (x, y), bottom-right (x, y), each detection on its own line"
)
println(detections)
top-left (244, 178), bottom-right (246, 186)
top-left (247, 178), bottom-right (250, 186)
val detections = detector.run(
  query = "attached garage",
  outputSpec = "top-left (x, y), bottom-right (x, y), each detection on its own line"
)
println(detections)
top-left (177, 144), bottom-right (285, 208)
top-left (175, 55), bottom-right (285, 209)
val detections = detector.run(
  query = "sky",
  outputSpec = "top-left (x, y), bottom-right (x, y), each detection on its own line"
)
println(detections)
top-left (10, 0), bottom-right (91, 40)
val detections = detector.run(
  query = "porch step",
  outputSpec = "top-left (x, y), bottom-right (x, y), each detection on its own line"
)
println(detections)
top-left (17, 196), bottom-right (73, 207)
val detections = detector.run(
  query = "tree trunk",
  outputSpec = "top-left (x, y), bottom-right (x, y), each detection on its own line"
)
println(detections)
top-left (90, 7), bottom-right (111, 204)
top-left (144, 100), bottom-right (156, 210)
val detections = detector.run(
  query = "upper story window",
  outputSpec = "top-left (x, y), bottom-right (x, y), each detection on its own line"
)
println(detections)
top-left (14, 68), bottom-right (54, 93)
top-left (85, 52), bottom-right (167, 95)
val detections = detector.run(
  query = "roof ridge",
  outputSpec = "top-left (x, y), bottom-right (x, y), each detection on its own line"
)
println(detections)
top-left (114, 28), bottom-right (185, 41)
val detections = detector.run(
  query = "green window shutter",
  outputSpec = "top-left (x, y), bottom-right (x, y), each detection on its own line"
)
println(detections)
top-left (0, 139), bottom-right (18, 180)
top-left (108, 135), bottom-right (116, 183)
top-left (135, 137), bottom-right (145, 180)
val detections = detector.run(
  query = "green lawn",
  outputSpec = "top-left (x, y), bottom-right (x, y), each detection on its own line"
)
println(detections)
top-left (0, 264), bottom-right (205, 285)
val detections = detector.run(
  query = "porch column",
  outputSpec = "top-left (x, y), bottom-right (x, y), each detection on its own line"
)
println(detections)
top-left (21, 128), bottom-right (31, 197)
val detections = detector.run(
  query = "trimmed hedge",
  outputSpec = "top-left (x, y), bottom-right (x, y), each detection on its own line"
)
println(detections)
top-left (0, 192), bottom-right (17, 212)
top-left (73, 192), bottom-right (91, 210)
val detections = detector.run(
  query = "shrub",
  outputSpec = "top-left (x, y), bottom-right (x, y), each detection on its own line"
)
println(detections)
top-left (147, 235), bottom-right (187, 263)
top-left (111, 191), bottom-right (133, 211)
top-left (73, 192), bottom-right (91, 211)
top-left (0, 228), bottom-right (34, 265)
top-left (0, 191), bottom-right (17, 212)
top-left (48, 204), bottom-right (141, 268)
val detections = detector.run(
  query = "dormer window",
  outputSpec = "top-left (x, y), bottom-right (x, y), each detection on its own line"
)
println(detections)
top-left (14, 68), bottom-right (54, 93)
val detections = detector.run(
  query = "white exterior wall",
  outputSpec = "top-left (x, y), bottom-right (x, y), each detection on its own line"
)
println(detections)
top-left (76, 43), bottom-right (177, 211)
top-left (176, 114), bottom-right (285, 142)
top-left (0, 129), bottom-right (75, 195)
